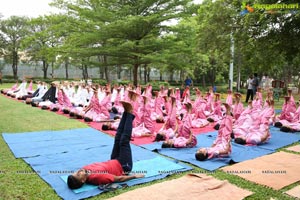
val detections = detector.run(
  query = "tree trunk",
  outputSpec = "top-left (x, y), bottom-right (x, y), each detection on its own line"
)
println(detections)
top-left (236, 52), bottom-right (241, 92)
top-left (103, 55), bottom-right (110, 83)
top-left (43, 60), bottom-right (48, 79)
top-left (147, 67), bottom-right (150, 82)
top-left (97, 56), bottom-right (103, 79)
top-left (85, 65), bottom-right (88, 80)
top-left (159, 72), bottom-right (162, 81)
top-left (169, 69), bottom-right (174, 82)
top-left (51, 61), bottom-right (54, 79)
top-left (202, 74), bottom-right (206, 88)
top-left (143, 64), bottom-right (147, 84)
top-left (117, 65), bottom-right (122, 79)
top-left (81, 63), bottom-right (88, 80)
top-left (139, 66), bottom-right (142, 83)
top-left (180, 70), bottom-right (184, 82)
top-left (65, 59), bottom-right (69, 79)
top-left (133, 63), bottom-right (139, 86)
top-left (12, 51), bottom-right (18, 79)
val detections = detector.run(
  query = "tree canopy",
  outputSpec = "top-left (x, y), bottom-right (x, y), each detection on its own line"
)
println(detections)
top-left (0, 0), bottom-right (299, 89)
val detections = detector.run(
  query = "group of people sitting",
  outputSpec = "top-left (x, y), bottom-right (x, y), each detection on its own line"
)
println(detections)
top-left (2, 80), bottom-right (299, 163)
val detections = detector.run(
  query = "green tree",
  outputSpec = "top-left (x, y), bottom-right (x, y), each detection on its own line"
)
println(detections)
top-left (22, 16), bottom-right (63, 79)
top-left (196, 0), bottom-right (236, 87)
top-left (0, 16), bottom-right (29, 79)
top-left (238, 0), bottom-right (300, 84)
top-left (52, 0), bottom-right (194, 85)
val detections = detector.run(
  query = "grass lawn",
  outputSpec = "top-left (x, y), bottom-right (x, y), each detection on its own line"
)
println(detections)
top-left (0, 83), bottom-right (298, 199)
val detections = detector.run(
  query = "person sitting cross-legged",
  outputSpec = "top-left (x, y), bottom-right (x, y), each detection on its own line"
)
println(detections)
top-left (67, 101), bottom-right (144, 189)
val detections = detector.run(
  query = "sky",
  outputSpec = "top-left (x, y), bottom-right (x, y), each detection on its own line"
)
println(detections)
top-left (0, 0), bottom-right (59, 19)
top-left (0, 0), bottom-right (203, 19)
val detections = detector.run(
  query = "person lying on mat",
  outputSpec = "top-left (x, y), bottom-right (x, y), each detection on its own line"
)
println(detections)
top-left (195, 103), bottom-right (233, 161)
top-left (233, 100), bottom-right (274, 145)
top-left (67, 101), bottom-right (144, 189)
top-left (154, 95), bottom-right (178, 142)
top-left (130, 95), bottom-right (154, 138)
top-left (161, 102), bottom-right (197, 148)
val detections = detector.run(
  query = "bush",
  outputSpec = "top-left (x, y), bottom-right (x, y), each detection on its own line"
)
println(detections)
top-left (147, 81), bottom-right (170, 91)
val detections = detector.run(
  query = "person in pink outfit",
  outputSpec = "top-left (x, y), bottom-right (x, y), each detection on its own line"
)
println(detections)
top-left (175, 88), bottom-right (181, 102)
top-left (50, 87), bottom-right (64, 112)
top-left (155, 96), bottom-right (178, 141)
top-left (192, 88), bottom-right (203, 114)
top-left (161, 102), bottom-right (197, 148)
top-left (83, 88), bottom-right (110, 122)
top-left (226, 89), bottom-right (233, 107)
top-left (233, 100), bottom-right (254, 131)
top-left (195, 103), bottom-right (233, 161)
top-left (276, 99), bottom-right (300, 132)
top-left (61, 88), bottom-right (73, 114)
top-left (102, 120), bottom-right (120, 131)
top-left (287, 88), bottom-right (295, 103)
top-left (263, 90), bottom-right (273, 108)
top-left (232, 93), bottom-right (244, 121)
top-left (182, 86), bottom-right (191, 104)
top-left (151, 91), bottom-right (165, 123)
top-left (132, 95), bottom-right (154, 137)
top-left (1, 81), bottom-right (18, 94)
top-left (191, 94), bottom-right (210, 128)
top-left (207, 93), bottom-right (223, 122)
top-left (276, 96), bottom-right (296, 124)
top-left (27, 80), bottom-right (34, 94)
top-left (252, 87), bottom-right (263, 109)
top-left (111, 88), bottom-right (124, 114)
top-left (234, 100), bottom-right (275, 145)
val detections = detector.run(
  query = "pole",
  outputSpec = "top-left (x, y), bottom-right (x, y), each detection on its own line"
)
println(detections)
top-left (229, 32), bottom-right (234, 91)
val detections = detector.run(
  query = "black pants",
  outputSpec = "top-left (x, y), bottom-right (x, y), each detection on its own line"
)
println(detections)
top-left (110, 112), bottom-right (135, 173)
top-left (245, 89), bottom-right (253, 103)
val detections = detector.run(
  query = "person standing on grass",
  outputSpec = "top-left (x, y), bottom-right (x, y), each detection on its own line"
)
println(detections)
top-left (245, 75), bottom-right (254, 103)
top-left (252, 73), bottom-right (259, 96)
top-left (67, 101), bottom-right (144, 189)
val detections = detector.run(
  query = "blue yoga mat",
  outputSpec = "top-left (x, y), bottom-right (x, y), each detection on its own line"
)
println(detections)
top-left (2, 128), bottom-right (113, 158)
top-left (257, 126), bottom-right (300, 151)
top-left (153, 132), bottom-right (232, 171)
top-left (60, 156), bottom-right (187, 194)
top-left (231, 143), bottom-right (274, 163)
top-left (3, 128), bottom-right (192, 200)
top-left (143, 131), bottom-right (276, 171)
